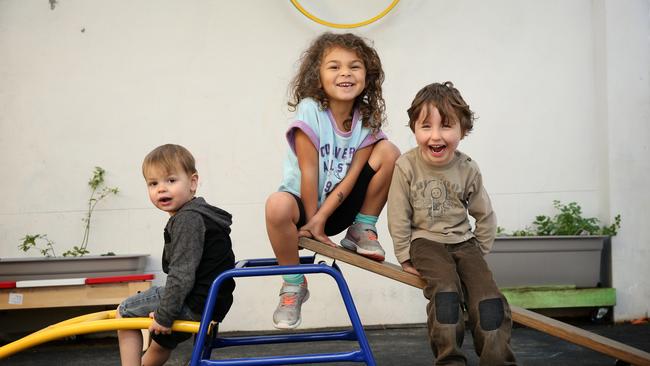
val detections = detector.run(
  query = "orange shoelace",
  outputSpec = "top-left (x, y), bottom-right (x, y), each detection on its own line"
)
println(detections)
top-left (280, 294), bottom-right (297, 306)
top-left (365, 230), bottom-right (378, 241)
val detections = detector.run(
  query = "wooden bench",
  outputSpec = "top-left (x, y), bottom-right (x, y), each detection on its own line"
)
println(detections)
top-left (0, 274), bottom-right (153, 310)
top-left (299, 237), bottom-right (650, 366)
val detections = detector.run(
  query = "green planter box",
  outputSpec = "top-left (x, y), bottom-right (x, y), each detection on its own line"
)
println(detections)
top-left (0, 254), bottom-right (150, 281)
top-left (485, 236), bottom-right (610, 288)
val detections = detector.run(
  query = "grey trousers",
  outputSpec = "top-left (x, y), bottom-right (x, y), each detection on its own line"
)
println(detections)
top-left (410, 238), bottom-right (518, 366)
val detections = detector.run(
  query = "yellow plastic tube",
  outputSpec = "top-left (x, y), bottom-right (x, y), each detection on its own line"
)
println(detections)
top-left (0, 317), bottom-right (200, 359)
top-left (34, 310), bottom-right (116, 334)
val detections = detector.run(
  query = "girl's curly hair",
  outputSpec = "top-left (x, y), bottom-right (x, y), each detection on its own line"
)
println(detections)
top-left (407, 81), bottom-right (475, 136)
top-left (288, 32), bottom-right (385, 133)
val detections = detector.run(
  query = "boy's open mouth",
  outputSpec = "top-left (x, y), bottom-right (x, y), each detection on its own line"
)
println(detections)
top-left (429, 145), bottom-right (446, 153)
top-left (159, 197), bottom-right (172, 203)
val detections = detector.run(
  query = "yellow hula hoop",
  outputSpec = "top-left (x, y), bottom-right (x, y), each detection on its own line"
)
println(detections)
top-left (290, 0), bottom-right (400, 29)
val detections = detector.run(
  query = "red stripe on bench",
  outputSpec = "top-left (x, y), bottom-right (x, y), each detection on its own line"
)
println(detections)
top-left (85, 274), bottom-right (154, 284)
top-left (0, 281), bottom-right (17, 289)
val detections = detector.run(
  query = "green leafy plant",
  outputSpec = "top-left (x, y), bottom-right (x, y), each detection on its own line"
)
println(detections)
top-left (18, 167), bottom-right (119, 257)
top-left (18, 234), bottom-right (57, 257)
top-left (505, 200), bottom-right (621, 237)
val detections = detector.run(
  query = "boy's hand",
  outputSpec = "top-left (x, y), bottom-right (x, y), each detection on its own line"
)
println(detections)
top-left (148, 312), bottom-right (172, 335)
top-left (299, 215), bottom-right (336, 247)
top-left (401, 260), bottom-right (421, 276)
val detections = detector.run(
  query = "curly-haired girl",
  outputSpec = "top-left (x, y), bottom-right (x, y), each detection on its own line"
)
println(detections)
top-left (265, 32), bottom-right (400, 329)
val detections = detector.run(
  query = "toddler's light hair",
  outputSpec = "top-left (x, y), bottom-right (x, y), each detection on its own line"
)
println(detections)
top-left (142, 144), bottom-right (197, 177)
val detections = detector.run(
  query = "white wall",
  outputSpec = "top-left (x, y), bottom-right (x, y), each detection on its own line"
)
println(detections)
top-left (599, 0), bottom-right (650, 320)
top-left (1, 0), bottom-right (648, 330)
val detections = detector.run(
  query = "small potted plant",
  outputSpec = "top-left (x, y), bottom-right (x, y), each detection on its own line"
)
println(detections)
top-left (486, 200), bottom-right (621, 288)
top-left (0, 167), bottom-right (148, 281)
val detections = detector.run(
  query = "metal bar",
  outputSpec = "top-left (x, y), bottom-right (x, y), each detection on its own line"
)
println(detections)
top-left (190, 257), bottom-right (375, 365)
top-left (200, 351), bottom-right (366, 365)
top-left (213, 330), bottom-right (357, 348)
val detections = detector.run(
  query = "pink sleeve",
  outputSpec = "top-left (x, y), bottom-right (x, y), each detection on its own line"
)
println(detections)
top-left (358, 130), bottom-right (387, 150)
top-left (286, 121), bottom-right (319, 154)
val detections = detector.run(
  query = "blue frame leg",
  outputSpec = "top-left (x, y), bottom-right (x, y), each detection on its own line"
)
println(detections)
top-left (190, 257), bottom-right (376, 366)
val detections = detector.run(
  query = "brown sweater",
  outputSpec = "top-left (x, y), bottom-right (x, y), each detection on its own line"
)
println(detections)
top-left (387, 148), bottom-right (496, 263)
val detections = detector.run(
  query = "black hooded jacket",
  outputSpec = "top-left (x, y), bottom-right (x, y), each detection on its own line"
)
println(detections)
top-left (154, 197), bottom-right (235, 327)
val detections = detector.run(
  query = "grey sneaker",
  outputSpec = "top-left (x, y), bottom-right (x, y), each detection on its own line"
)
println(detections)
top-left (272, 282), bottom-right (310, 329)
top-left (340, 222), bottom-right (386, 261)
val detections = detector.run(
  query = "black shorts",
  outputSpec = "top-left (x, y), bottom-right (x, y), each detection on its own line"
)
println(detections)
top-left (290, 162), bottom-right (376, 236)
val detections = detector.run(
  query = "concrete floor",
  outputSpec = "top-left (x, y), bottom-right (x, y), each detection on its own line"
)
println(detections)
top-left (2, 321), bottom-right (649, 365)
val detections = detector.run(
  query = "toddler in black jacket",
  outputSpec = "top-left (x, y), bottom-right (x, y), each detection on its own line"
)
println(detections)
top-left (117, 144), bottom-right (235, 366)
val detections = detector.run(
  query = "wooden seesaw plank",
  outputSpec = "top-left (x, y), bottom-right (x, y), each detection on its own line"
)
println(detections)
top-left (299, 237), bottom-right (650, 366)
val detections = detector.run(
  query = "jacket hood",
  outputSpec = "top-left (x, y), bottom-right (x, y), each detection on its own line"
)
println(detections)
top-left (180, 197), bottom-right (232, 234)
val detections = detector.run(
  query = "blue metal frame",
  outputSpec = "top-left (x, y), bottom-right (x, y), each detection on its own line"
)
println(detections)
top-left (190, 256), bottom-right (376, 366)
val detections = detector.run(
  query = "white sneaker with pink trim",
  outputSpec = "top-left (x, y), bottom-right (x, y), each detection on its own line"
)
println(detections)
top-left (272, 282), bottom-right (310, 329)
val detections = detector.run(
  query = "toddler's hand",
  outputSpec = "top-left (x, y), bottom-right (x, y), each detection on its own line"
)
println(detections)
top-left (148, 312), bottom-right (172, 335)
top-left (401, 261), bottom-right (421, 276)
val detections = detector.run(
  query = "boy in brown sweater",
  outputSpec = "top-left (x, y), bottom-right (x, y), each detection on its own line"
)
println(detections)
top-left (387, 82), bottom-right (517, 365)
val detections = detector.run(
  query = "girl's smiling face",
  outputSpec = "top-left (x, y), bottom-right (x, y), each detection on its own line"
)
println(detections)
top-left (319, 46), bottom-right (366, 108)
top-left (414, 103), bottom-right (463, 167)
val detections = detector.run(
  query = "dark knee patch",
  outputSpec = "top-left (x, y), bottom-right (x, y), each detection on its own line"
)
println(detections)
top-left (479, 298), bottom-right (504, 331)
top-left (435, 292), bottom-right (460, 324)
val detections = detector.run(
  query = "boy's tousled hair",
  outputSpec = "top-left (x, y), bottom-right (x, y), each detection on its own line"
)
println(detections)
top-left (288, 32), bottom-right (385, 132)
top-left (142, 144), bottom-right (197, 177)
top-left (407, 81), bottom-right (475, 136)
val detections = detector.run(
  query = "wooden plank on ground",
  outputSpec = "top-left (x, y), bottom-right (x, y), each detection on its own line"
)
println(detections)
top-left (299, 237), bottom-right (650, 366)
